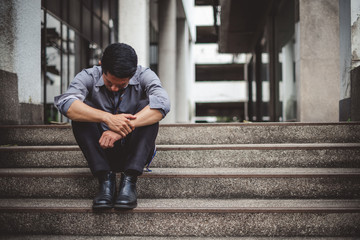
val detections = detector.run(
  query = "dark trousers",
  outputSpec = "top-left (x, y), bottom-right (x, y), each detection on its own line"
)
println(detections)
top-left (71, 102), bottom-right (159, 176)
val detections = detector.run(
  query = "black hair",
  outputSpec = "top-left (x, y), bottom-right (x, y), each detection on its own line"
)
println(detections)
top-left (101, 43), bottom-right (138, 78)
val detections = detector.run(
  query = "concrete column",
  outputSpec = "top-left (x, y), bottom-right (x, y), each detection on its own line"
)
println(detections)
top-left (0, 0), bottom-right (42, 124)
top-left (297, 0), bottom-right (340, 122)
top-left (188, 36), bottom-right (196, 122)
top-left (119, 0), bottom-right (150, 67)
top-left (282, 40), bottom-right (296, 121)
top-left (158, 0), bottom-right (176, 123)
top-left (176, 19), bottom-right (189, 122)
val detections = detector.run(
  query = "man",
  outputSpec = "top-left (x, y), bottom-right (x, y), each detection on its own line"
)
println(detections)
top-left (54, 43), bottom-right (170, 210)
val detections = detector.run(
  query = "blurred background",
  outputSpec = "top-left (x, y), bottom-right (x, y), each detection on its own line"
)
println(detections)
top-left (1, 0), bottom-right (359, 124)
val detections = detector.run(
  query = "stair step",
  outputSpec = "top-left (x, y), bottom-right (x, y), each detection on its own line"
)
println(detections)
top-left (1, 122), bottom-right (360, 146)
top-left (1, 198), bottom-right (359, 213)
top-left (0, 198), bottom-right (359, 237)
top-left (1, 237), bottom-right (358, 240)
top-left (1, 143), bottom-right (360, 168)
top-left (1, 168), bottom-right (359, 199)
top-left (1, 124), bottom-right (359, 238)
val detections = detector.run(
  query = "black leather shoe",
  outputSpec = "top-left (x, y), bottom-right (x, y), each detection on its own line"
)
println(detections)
top-left (92, 171), bottom-right (116, 209)
top-left (114, 173), bottom-right (138, 209)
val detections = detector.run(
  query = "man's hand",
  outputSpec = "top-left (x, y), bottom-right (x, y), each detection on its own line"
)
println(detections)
top-left (99, 130), bottom-right (122, 149)
top-left (66, 100), bottom-right (137, 137)
top-left (105, 113), bottom-right (137, 137)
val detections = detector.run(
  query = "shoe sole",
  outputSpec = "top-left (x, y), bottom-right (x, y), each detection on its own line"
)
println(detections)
top-left (92, 204), bottom-right (113, 209)
top-left (114, 203), bottom-right (137, 210)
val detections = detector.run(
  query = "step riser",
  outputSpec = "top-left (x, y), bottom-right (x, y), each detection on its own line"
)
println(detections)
top-left (1, 124), bottom-right (360, 145)
top-left (1, 148), bottom-right (360, 168)
top-left (0, 212), bottom-right (359, 237)
top-left (1, 176), bottom-right (359, 199)
top-left (158, 124), bottom-right (360, 145)
top-left (0, 151), bottom-right (86, 168)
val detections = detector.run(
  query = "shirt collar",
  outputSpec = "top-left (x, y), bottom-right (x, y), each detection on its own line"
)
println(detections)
top-left (95, 66), bottom-right (105, 87)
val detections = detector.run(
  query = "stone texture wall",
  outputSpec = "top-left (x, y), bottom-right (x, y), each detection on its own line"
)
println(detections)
top-left (0, 0), bottom-right (16, 73)
top-left (0, 0), bottom-right (43, 124)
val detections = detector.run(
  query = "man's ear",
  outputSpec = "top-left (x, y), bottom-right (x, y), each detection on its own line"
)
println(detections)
top-left (98, 60), bottom-right (101, 65)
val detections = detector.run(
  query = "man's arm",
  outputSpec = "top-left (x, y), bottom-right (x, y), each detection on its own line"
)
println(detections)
top-left (98, 105), bottom-right (162, 149)
top-left (67, 100), bottom-right (136, 137)
top-left (131, 105), bottom-right (163, 128)
top-left (140, 69), bottom-right (170, 118)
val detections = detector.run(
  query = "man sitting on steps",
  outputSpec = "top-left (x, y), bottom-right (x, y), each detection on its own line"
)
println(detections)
top-left (54, 43), bottom-right (170, 209)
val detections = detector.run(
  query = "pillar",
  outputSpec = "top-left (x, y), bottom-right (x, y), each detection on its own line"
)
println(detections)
top-left (158, 0), bottom-right (177, 123)
top-left (188, 35), bottom-right (196, 122)
top-left (119, 0), bottom-right (150, 67)
top-left (282, 41), bottom-right (296, 121)
top-left (176, 19), bottom-right (190, 122)
top-left (297, 0), bottom-right (340, 122)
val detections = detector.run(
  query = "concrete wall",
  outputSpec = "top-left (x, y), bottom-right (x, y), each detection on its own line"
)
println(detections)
top-left (0, 0), bottom-right (43, 124)
top-left (297, 0), bottom-right (340, 122)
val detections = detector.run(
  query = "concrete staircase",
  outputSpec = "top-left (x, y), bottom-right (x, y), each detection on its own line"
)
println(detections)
top-left (0, 122), bottom-right (360, 239)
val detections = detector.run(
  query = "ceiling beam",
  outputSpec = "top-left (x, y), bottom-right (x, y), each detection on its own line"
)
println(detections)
top-left (219, 0), bottom-right (273, 53)
top-left (196, 26), bottom-right (218, 43)
top-left (195, 0), bottom-right (219, 6)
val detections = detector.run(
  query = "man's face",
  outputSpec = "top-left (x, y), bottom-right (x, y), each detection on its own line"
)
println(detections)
top-left (103, 72), bottom-right (130, 92)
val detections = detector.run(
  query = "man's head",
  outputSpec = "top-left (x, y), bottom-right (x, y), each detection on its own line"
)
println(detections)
top-left (101, 43), bottom-right (138, 92)
top-left (101, 43), bottom-right (138, 79)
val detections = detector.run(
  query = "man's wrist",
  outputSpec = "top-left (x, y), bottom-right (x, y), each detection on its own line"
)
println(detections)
top-left (102, 112), bottom-right (113, 125)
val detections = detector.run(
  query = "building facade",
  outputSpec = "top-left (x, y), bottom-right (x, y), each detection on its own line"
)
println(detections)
top-left (218, 0), bottom-right (360, 122)
top-left (0, 0), bottom-right (359, 124)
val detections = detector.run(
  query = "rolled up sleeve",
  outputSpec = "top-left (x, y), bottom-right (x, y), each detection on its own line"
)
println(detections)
top-left (54, 70), bottom-right (90, 117)
top-left (141, 69), bottom-right (171, 118)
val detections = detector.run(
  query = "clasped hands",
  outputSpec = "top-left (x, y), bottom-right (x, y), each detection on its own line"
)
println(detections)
top-left (99, 113), bottom-right (137, 149)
